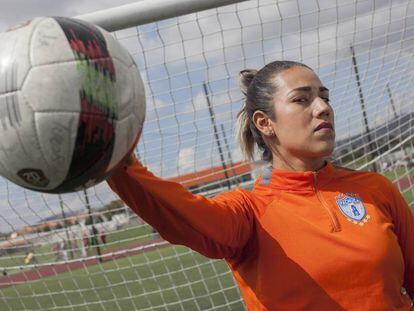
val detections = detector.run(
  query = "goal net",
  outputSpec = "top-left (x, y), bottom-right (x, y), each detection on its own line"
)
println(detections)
top-left (1, 0), bottom-right (414, 310)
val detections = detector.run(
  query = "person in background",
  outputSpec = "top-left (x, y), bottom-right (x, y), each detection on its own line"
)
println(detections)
top-left (100, 229), bottom-right (107, 245)
top-left (83, 231), bottom-right (89, 249)
top-left (107, 61), bottom-right (414, 310)
top-left (52, 242), bottom-right (61, 261)
top-left (24, 250), bottom-right (36, 265)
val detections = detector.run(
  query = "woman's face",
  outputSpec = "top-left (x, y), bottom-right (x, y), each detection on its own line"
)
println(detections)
top-left (268, 66), bottom-right (335, 160)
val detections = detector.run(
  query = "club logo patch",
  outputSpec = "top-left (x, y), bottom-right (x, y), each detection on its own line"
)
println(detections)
top-left (17, 168), bottom-right (49, 188)
top-left (335, 193), bottom-right (371, 226)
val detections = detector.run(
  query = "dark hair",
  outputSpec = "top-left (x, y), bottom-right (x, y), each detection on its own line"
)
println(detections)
top-left (236, 60), bottom-right (311, 162)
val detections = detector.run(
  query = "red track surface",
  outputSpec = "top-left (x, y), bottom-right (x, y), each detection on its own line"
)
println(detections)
top-left (392, 173), bottom-right (414, 190)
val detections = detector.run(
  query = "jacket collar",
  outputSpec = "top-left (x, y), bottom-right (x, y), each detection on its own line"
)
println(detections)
top-left (254, 161), bottom-right (336, 192)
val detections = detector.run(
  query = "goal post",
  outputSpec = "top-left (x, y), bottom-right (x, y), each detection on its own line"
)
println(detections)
top-left (1, 0), bottom-right (414, 310)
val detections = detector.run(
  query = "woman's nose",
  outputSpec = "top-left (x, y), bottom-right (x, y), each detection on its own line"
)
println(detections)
top-left (314, 97), bottom-right (332, 118)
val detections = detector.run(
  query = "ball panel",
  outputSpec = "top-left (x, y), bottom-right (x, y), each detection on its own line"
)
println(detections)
top-left (22, 62), bottom-right (82, 112)
top-left (0, 19), bottom-right (37, 95)
top-left (0, 92), bottom-right (54, 190)
top-left (51, 113), bottom-right (116, 193)
top-left (112, 59), bottom-right (135, 121)
top-left (31, 17), bottom-right (76, 67)
top-left (54, 17), bottom-right (116, 81)
top-left (130, 65), bottom-right (146, 126)
top-left (34, 112), bottom-right (79, 183)
top-left (99, 28), bottom-right (134, 68)
top-left (52, 16), bottom-right (119, 120)
top-left (0, 91), bottom-right (22, 131)
top-left (106, 115), bottom-right (140, 172)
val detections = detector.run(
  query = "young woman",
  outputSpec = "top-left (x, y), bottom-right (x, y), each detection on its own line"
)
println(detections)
top-left (107, 61), bottom-right (414, 310)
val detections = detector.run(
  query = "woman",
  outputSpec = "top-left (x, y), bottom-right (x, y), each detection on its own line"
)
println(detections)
top-left (107, 61), bottom-right (414, 310)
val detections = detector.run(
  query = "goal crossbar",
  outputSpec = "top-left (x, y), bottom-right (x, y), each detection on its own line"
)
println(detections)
top-left (76, 0), bottom-right (249, 31)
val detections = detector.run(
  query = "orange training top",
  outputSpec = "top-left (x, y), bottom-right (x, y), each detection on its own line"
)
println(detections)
top-left (107, 159), bottom-right (414, 310)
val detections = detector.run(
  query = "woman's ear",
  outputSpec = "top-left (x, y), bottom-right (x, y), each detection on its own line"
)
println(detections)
top-left (252, 110), bottom-right (275, 137)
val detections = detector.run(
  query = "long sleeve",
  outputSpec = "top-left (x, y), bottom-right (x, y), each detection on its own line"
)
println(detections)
top-left (385, 178), bottom-right (414, 299)
top-left (106, 158), bottom-right (255, 259)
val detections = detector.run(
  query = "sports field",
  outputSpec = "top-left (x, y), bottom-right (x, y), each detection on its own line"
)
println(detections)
top-left (0, 245), bottom-right (243, 311)
top-left (384, 167), bottom-right (414, 206)
top-left (0, 167), bottom-right (412, 310)
top-left (0, 224), bottom-right (155, 274)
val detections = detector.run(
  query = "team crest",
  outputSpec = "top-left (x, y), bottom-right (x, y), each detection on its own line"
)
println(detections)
top-left (335, 193), bottom-right (371, 226)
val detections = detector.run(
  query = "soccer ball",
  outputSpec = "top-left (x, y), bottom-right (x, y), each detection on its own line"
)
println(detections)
top-left (0, 17), bottom-right (145, 193)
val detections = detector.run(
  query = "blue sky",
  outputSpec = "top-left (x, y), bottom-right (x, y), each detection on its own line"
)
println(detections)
top-left (0, 0), bottom-right (413, 232)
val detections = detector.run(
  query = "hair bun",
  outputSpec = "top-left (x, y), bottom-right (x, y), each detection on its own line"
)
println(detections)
top-left (239, 69), bottom-right (258, 95)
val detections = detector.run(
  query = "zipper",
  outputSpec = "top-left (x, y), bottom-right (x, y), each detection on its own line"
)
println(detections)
top-left (313, 172), bottom-right (341, 232)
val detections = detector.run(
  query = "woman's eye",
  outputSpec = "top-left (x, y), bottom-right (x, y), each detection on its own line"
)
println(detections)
top-left (294, 98), bottom-right (307, 103)
top-left (321, 97), bottom-right (330, 103)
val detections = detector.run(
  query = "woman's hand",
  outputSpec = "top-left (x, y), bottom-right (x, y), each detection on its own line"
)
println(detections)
top-left (127, 152), bottom-right (137, 166)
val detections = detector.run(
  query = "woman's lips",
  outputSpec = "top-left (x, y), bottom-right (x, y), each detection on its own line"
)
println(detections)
top-left (315, 122), bottom-right (333, 132)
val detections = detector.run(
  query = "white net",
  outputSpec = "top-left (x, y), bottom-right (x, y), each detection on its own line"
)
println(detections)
top-left (1, 0), bottom-right (414, 310)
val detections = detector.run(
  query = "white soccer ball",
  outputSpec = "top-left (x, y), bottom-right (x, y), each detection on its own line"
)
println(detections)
top-left (0, 17), bottom-right (145, 193)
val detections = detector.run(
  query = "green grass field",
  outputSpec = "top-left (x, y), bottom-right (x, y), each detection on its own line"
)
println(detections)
top-left (0, 224), bottom-right (155, 274)
top-left (0, 245), bottom-right (243, 311)
top-left (382, 167), bottom-right (414, 210)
